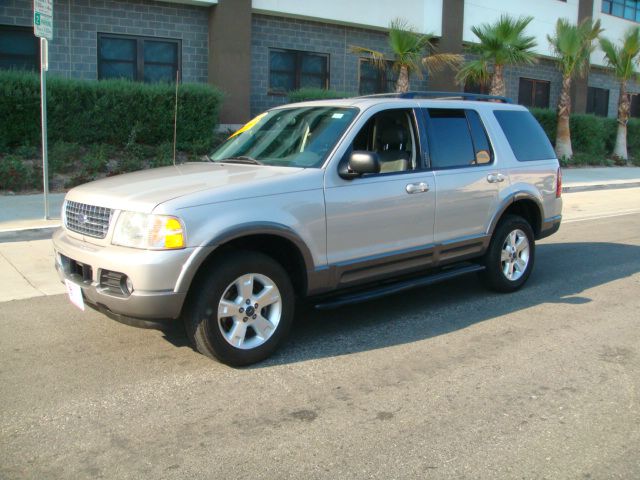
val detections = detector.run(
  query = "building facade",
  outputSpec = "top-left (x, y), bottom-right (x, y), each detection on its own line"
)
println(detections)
top-left (1, 0), bottom-right (639, 124)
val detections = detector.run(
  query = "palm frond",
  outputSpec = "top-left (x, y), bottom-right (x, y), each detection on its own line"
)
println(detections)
top-left (548, 18), bottom-right (603, 77)
top-left (599, 26), bottom-right (640, 81)
top-left (455, 57), bottom-right (491, 87)
top-left (349, 45), bottom-right (387, 71)
top-left (468, 14), bottom-right (537, 67)
top-left (422, 53), bottom-right (464, 74)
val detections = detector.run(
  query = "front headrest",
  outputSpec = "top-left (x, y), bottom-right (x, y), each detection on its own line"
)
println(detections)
top-left (379, 126), bottom-right (406, 146)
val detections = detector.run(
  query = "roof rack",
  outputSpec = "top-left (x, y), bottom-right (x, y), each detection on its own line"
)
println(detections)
top-left (356, 91), bottom-right (513, 104)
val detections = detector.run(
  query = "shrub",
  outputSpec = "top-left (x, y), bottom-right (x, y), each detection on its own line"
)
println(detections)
top-left (49, 141), bottom-right (82, 174)
top-left (287, 88), bottom-right (354, 103)
top-left (0, 70), bottom-right (223, 149)
top-left (569, 114), bottom-right (607, 156)
top-left (0, 155), bottom-right (31, 191)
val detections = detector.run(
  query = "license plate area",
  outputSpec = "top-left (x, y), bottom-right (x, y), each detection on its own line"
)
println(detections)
top-left (65, 279), bottom-right (85, 311)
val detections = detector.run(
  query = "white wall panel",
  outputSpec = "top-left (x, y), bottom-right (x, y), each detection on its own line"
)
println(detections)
top-left (463, 0), bottom-right (579, 57)
top-left (252, 0), bottom-right (443, 36)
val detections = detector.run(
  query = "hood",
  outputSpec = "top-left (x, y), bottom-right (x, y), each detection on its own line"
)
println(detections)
top-left (65, 162), bottom-right (306, 213)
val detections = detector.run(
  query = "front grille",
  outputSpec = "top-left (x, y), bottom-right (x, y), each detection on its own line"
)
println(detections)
top-left (65, 201), bottom-right (112, 239)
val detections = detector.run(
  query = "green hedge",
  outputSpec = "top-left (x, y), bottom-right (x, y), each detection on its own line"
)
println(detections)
top-left (0, 70), bottom-right (223, 150)
top-left (530, 107), bottom-right (640, 161)
top-left (287, 88), bottom-right (354, 103)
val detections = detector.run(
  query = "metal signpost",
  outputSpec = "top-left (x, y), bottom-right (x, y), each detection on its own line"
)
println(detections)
top-left (34, 0), bottom-right (53, 219)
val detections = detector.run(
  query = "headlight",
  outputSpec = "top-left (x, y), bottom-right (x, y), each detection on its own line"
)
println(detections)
top-left (112, 212), bottom-right (186, 250)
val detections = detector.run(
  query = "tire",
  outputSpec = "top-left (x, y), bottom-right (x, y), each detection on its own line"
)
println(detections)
top-left (480, 214), bottom-right (535, 293)
top-left (183, 251), bottom-right (295, 366)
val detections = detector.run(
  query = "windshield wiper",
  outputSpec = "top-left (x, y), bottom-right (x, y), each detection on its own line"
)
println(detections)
top-left (219, 156), bottom-right (264, 165)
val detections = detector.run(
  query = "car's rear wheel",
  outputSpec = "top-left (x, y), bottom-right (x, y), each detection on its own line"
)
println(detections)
top-left (480, 215), bottom-right (535, 292)
top-left (184, 251), bottom-right (295, 366)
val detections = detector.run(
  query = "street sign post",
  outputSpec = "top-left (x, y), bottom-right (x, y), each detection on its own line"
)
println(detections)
top-left (34, 0), bottom-right (53, 219)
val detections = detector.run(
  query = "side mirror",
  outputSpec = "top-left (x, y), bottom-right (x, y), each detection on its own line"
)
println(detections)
top-left (339, 151), bottom-right (381, 179)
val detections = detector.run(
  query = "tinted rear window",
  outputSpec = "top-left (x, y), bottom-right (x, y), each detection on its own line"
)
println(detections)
top-left (494, 110), bottom-right (556, 161)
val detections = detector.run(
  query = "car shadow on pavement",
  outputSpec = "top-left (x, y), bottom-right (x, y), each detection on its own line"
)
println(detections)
top-left (244, 241), bottom-right (640, 368)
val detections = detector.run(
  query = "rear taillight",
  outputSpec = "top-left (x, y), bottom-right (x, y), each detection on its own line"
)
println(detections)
top-left (556, 167), bottom-right (562, 198)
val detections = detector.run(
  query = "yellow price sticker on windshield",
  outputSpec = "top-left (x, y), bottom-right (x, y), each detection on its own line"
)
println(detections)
top-left (229, 112), bottom-right (268, 139)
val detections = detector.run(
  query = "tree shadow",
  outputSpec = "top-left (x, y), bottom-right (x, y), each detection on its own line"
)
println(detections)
top-left (254, 241), bottom-right (640, 367)
top-left (158, 242), bottom-right (639, 366)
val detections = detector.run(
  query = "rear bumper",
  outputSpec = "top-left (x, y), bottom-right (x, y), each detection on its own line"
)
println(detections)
top-left (53, 228), bottom-right (190, 320)
top-left (538, 215), bottom-right (562, 240)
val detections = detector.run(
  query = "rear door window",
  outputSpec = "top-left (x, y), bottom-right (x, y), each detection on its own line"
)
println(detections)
top-left (494, 110), bottom-right (556, 161)
top-left (423, 108), bottom-right (493, 169)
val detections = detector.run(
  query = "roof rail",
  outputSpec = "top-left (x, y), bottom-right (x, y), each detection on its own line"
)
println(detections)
top-left (356, 91), bottom-right (513, 104)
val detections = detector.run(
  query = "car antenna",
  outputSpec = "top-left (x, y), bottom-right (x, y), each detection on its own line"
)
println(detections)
top-left (173, 70), bottom-right (180, 167)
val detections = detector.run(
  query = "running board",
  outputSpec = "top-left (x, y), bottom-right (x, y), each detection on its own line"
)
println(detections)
top-left (314, 264), bottom-right (485, 310)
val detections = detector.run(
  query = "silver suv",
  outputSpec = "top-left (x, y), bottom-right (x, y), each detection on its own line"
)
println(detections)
top-left (53, 93), bottom-right (562, 366)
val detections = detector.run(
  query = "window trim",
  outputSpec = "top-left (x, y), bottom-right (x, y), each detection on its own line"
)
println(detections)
top-left (268, 48), bottom-right (330, 96)
top-left (423, 107), bottom-right (495, 171)
top-left (518, 77), bottom-right (551, 109)
top-left (97, 32), bottom-right (181, 83)
top-left (0, 24), bottom-right (40, 71)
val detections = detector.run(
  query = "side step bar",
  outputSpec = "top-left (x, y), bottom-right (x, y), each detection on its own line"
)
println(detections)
top-left (314, 263), bottom-right (485, 310)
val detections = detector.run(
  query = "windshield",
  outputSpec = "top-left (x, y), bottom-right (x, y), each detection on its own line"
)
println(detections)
top-left (210, 106), bottom-right (358, 168)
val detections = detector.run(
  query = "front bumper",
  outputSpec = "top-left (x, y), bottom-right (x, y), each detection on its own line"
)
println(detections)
top-left (53, 228), bottom-right (193, 320)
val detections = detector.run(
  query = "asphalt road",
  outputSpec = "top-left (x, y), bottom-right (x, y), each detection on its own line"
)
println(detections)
top-left (1, 210), bottom-right (639, 479)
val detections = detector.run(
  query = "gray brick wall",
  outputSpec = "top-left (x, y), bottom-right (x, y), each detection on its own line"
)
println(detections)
top-left (0, 0), bottom-right (209, 83)
top-left (503, 58), bottom-right (564, 110)
top-left (250, 14), bottom-right (430, 116)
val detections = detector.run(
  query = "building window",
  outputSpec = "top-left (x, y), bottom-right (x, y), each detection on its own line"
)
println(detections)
top-left (587, 87), bottom-right (610, 117)
top-left (98, 33), bottom-right (180, 83)
top-left (0, 25), bottom-right (39, 71)
top-left (269, 49), bottom-right (329, 94)
top-left (518, 78), bottom-right (550, 108)
top-left (602, 0), bottom-right (640, 22)
top-left (358, 59), bottom-right (394, 95)
top-left (631, 94), bottom-right (640, 118)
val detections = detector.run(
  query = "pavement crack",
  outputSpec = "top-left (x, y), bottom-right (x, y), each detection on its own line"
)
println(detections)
top-left (0, 248), bottom-right (47, 296)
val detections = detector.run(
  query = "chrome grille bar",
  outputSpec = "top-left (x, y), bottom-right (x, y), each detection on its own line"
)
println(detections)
top-left (65, 201), bottom-right (112, 239)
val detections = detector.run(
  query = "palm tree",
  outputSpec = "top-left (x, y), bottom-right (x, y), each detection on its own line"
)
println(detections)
top-left (351, 18), bottom-right (462, 93)
top-left (457, 15), bottom-right (538, 97)
top-left (599, 26), bottom-right (640, 163)
top-left (548, 18), bottom-right (603, 159)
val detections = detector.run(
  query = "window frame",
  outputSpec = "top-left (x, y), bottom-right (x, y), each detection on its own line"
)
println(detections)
top-left (268, 48), bottom-right (330, 95)
top-left (358, 58), bottom-right (395, 95)
top-left (422, 107), bottom-right (495, 171)
top-left (518, 77), bottom-right (551, 109)
top-left (97, 32), bottom-right (181, 83)
top-left (0, 24), bottom-right (40, 72)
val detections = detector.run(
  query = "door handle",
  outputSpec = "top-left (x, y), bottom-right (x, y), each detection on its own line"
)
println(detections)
top-left (487, 173), bottom-right (506, 183)
top-left (406, 182), bottom-right (429, 194)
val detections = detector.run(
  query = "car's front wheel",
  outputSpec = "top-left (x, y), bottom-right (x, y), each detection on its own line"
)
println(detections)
top-left (184, 251), bottom-right (295, 366)
top-left (480, 214), bottom-right (535, 293)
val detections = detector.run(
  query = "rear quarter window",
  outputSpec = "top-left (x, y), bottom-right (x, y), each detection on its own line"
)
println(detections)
top-left (494, 110), bottom-right (556, 162)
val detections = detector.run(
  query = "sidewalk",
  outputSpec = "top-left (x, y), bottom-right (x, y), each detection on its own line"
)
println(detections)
top-left (0, 167), bottom-right (639, 303)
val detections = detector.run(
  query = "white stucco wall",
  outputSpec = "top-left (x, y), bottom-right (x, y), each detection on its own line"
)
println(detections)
top-left (463, 0), bottom-right (580, 57)
top-left (252, 0), bottom-right (443, 36)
